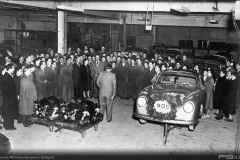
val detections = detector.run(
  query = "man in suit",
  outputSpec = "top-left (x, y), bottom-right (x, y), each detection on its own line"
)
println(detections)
top-left (45, 58), bottom-right (54, 97)
top-left (97, 64), bottom-right (116, 122)
top-left (90, 54), bottom-right (105, 98)
top-left (117, 57), bottom-right (129, 99)
top-left (97, 46), bottom-right (108, 57)
top-left (57, 56), bottom-right (65, 99)
top-left (2, 64), bottom-right (18, 130)
top-left (72, 55), bottom-right (82, 101)
top-left (35, 61), bottom-right (47, 100)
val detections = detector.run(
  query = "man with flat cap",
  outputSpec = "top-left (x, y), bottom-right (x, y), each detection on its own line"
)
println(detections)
top-left (97, 63), bottom-right (116, 122)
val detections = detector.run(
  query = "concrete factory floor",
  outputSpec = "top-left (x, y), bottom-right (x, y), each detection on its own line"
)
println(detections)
top-left (0, 97), bottom-right (239, 159)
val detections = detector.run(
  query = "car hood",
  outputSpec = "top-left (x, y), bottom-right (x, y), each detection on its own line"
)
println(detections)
top-left (140, 83), bottom-right (200, 101)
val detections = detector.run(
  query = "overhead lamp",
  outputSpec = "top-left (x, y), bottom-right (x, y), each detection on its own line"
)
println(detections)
top-left (171, 5), bottom-right (190, 13)
top-left (209, 19), bottom-right (218, 24)
top-left (209, 1), bottom-right (218, 24)
top-left (57, 5), bottom-right (84, 13)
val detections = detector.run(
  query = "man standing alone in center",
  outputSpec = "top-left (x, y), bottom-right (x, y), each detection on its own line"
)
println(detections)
top-left (97, 64), bottom-right (116, 122)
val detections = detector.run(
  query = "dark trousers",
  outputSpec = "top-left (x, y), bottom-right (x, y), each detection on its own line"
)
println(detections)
top-left (45, 81), bottom-right (53, 97)
top-left (99, 95), bottom-right (113, 122)
top-left (73, 84), bottom-right (80, 101)
top-left (3, 117), bottom-right (14, 129)
top-left (21, 115), bottom-right (31, 126)
top-left (127, 79), bottom-right (136, 99)
top-left (92, 76), bottom-right (99, 98)
top-left (119, 78), bottom-right (127, 98)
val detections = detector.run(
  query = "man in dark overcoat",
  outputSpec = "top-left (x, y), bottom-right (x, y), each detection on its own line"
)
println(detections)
top-left (117, 57), bottom-right (129, 99)
top-left (135, 58), bottom-right (145, 99)
top-left (2, 64), bottom-right (18, 130)
top-left (45, 58), bottom-right (54, 97)
top-left (72, 55), bottom-right (82, 101)
top-left (97, 64), bottom-right (116, 122)
top-left (57, 56), bottom-right (65, 99)
top-left (127, 59), bottom-right (137, 99)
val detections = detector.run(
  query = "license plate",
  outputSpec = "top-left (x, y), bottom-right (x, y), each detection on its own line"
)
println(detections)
top-left (153, 100), bottom-right (171, 114)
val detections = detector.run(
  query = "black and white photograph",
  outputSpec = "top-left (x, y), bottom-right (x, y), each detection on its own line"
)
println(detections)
top-left (0, 0), bottom-right (240, 160)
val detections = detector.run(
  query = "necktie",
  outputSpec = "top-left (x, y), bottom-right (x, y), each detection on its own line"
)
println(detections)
top-left (97, 61), bottom-right (99, 67)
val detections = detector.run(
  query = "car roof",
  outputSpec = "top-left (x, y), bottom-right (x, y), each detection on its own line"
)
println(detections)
top-left (215, 52), bottom-right (232, 57)
top-left (161, 69), bottom-right (198, 78)
top-left (203, 55), bottom-right (227, 63)
top-left (193, 58), bottom-right (220, 65)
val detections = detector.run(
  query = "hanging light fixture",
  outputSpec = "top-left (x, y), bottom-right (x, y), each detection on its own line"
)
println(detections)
top-left (209, 0), bottom-right (218, 24)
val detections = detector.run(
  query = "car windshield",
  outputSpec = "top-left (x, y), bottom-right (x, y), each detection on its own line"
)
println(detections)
top-left (214, 57), bottom-right (226, 64)
top-left (160, 74), bottom-right (197, 87)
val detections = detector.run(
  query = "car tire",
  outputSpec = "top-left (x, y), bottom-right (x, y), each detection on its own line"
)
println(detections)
top-left (188, 125), bottom-right (195, 131)
top-left (199, 104), bottom-right (203, 117)
top-left (139, 119), bottom-right (147, 124)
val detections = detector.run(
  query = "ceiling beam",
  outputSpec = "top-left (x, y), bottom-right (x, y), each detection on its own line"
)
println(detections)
top-left (84, 10), bottom-right (121, 19)
top-left (0, 0), bottom-right (236, 13)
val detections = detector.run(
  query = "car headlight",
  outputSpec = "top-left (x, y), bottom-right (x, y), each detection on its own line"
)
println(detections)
top-left (183, 102), bottom-right (194, 113)
top-left (137, 96), bottom-right (147, 107)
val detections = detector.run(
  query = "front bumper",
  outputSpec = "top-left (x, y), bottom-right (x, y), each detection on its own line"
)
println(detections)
top-left (133, 113), bottom-right (199, 126)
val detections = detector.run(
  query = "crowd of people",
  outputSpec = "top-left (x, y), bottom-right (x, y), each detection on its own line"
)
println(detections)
top-left (0, 45), bottom-right (239, 130)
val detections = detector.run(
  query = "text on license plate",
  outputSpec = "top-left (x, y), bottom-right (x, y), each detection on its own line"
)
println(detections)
top-left (153, 100), bottom-right (171, 114)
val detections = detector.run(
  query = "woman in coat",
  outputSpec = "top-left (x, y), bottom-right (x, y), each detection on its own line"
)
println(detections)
top-left (2, 64), bottom-right (18, 130)
top-left (224, 70), bottom-right (238, 122)
top-left (214, 70), bottom-right (227, 120)
top-left (19, 65), bottom-right (37, 126)
top-left (202, 69), bottom-right (214, 118)
top-left (80, 58), bottom-right (92, 98)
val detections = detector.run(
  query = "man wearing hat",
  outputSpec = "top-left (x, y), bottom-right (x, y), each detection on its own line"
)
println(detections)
top-left (97, 63), bottom-right (116, 122)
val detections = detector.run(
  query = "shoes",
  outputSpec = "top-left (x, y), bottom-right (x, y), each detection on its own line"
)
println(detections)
top-left (224, 118), bottom-right (233, 122)
top-left (24, 123), bottom-right (31, 127)
top-left (17, 119), bottom-right (22, 123)
top-left (215, 115), bottom-right (223, 120)
top-left (213, 112), bottom-right (219, 116)
top-left (5, 127), bottom-right (16, 130)
top-left (202, 114), bottom-right (210, 118)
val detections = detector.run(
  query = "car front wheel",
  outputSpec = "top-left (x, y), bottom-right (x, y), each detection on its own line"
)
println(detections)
top-left (188, 125), bottom-right (195, 131)
top-left (139, 119), bottom-right (147, 124)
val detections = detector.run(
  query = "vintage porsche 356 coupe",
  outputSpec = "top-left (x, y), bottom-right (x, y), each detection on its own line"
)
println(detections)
top-left (133, 70), bottom-right (206, 144)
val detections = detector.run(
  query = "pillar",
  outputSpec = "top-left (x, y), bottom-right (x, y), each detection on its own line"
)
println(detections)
top-left (58, 11), bottom-right (67, 55)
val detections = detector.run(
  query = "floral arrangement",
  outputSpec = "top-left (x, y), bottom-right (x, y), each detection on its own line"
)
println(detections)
top-left (146, 93), bottom-right (181, 121)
